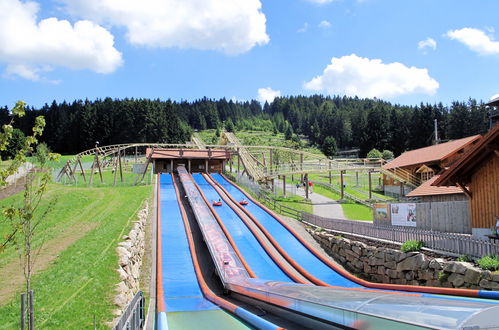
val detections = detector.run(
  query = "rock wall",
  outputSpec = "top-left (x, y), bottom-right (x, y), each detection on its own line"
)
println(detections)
top-left (112, 201), bottom-right (148, 321)
top-left (311, 230), bottom-right (499, 291)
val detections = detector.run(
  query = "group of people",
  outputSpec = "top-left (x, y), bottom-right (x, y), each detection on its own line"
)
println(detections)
top-left (296, 180), bottom-right (313, 193)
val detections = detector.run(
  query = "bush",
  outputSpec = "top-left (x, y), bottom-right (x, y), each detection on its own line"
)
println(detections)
top-left (477, 255), bottom-right (499, 271)
top-left (400, 240), bottom-right (424, 252)
top-left (367, 148), bottom-right (383, 159)
top-left (457, 255), bottom-right (471, 262)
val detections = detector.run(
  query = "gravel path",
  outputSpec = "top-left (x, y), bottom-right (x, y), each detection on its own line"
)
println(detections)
top-left (276, 179), bottom-right (346, 219)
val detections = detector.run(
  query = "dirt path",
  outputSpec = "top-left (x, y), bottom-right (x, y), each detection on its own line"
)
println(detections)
top-left (0, 221), bottom-right (98, 306)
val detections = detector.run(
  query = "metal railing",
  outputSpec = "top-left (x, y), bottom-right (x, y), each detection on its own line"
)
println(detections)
top-left (302, 213), bottom-right (499, 258)
top-left (113, 291), bottom-right (145, 330)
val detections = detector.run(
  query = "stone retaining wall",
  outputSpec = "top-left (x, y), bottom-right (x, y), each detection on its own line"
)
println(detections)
top-left (310, 230), bottom-right (499, 291)
top-left (112, 201), bottom-right (148, 321)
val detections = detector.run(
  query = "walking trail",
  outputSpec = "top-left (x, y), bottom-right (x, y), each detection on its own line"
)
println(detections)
top-left (275, 180), bottom-right (346, 219)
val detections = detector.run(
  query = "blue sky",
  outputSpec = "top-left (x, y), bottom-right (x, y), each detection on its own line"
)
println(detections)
top-left (1, 0), bottom-right (499, 108)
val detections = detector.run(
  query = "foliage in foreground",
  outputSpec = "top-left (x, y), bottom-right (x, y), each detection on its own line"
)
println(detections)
top-left (0, 184), bottom-right (151, 328)
top-left (400, 240), bottom-right (424, 252)
top-left (477, 255), bottom-right (499, 271)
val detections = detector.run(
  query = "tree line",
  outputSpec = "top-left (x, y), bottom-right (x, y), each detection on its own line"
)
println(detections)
top-left (0, 95), bottom-right (491, 157)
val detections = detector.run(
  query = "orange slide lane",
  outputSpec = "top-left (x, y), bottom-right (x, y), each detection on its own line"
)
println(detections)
top-left (220, 173), bottom-right (482, 298)
top-left (202, 173), bottom-right (308, 285)
top-left (189, 178), bottom-right (257, 279)
top-left (172, 173), bottom-right (285, 330)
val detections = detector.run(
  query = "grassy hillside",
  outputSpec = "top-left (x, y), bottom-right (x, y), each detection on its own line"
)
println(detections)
top-left (0, 183), bottom-right (152, 328)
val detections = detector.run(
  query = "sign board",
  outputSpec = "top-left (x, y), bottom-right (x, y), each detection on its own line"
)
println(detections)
top-left (373, 203), bottom-right (390, 224)
top-left (390, 203), bottom-right (417, 227)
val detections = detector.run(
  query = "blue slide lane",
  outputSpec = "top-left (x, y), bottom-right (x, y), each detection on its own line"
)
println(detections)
top-left (159, 174), bottom-right (219, 312)
top-left (212, 174), bottom-right (364, 288)
top-left (193, 173), bottom-right (292, 282)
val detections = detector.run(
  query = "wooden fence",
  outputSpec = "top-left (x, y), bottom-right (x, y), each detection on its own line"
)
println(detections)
top-left (416, 201), bottom-right (471, 234)
top-left (303, 213), bottom-right (499, 258)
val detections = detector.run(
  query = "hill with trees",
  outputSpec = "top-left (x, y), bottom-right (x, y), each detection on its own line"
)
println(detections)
top-left (0, 95), bottom-right (490, 156)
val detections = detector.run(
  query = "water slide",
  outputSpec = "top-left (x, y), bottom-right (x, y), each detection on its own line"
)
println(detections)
top-left (157, 174), bottom-right (280, 330)
top-left (158, 168), bottom-right (499, 329)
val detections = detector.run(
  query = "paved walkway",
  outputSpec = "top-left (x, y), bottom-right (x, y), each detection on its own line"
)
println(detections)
top-left (276, 180), bottom-right (346, 219)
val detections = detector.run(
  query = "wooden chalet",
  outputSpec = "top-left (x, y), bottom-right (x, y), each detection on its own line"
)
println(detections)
top-left (433, 123), bottom-right (499, 238)
top-left (382, 135), bottom-right (481, 196)
top-left (146, 148), bottom-right (231, 174)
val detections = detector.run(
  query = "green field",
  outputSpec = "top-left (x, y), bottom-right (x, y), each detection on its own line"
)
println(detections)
top-left (0, 183), bottom-right (152, 328)
top-left (312, 185), bottom-right (373, 221)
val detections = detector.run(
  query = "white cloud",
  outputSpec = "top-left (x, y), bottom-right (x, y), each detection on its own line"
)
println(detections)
top-left (0, 0), bottom-right (122, 81)
top-left (318, 20), bottom-right (332, 29)
top-left (306, 0), bottom-right (335, 4)
top-left (489, 94), bottom-right (499, 101)
top-left (257, 87), bottom-right (281, 104)
top-left (304, 54), bottom-right (439, 99)
top-left (446, 27), bottom-right (499, 55)
top-left (418, 37), bottom-right (437, 52)
top-left (59, 0), bottom-right (269, 55)
top-left (297, 23), bottom-right (309, 33)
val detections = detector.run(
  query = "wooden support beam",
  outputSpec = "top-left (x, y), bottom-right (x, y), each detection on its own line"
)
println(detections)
top-left (205, 159), bottom-right (209, 173)
top-left (170, 159), bottom-right (173, 173)
top-left (188, 159), bottom-right (191, 173)
top-left (89, 159), bottom-right (96, 186)
top-left (457, 182), bottom-right (472, 199)
top-left (113, 152), bottom-right (118, 186)
top-left (95, 153), bottom-right (103, 183)
top-left (78, 157), bottom-right (87, 183)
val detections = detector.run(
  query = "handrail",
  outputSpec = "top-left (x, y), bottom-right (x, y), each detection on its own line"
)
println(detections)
top-left (112, 291), bottom-right (144, 330)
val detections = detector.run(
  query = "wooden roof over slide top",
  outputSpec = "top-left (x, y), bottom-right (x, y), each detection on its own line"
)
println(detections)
top-left (146, 148), bottom-right (231, 160)
top-left (382, 135), bottom-right (481, 170)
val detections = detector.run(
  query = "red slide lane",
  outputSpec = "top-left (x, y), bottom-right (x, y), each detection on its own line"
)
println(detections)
top-left (202, 173), bottom-right (308, 284)
top-left (220, 173), bottom-right (481, 298)
top-left (189, 178), bottom-right (257, 279)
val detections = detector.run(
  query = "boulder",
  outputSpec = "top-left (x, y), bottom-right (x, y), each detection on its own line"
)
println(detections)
top-left (479, 279), bottom-right (499, 290)
top-left (443, 261), bottom-right (468, 274)
top-left (428, 258), bottom-right (444, 270)
top-left (396, 254), bottom-right (425, 272)
top-left (448, 273), bottom-right (465, 287)
top-left (464, 267), bottom-right (482, 285)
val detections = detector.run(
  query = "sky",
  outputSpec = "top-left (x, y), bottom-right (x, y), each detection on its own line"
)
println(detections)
top-left (1, 0), bottom-right (499, 109)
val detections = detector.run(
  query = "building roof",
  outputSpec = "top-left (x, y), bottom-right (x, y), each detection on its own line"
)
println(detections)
top-left (433, 123), bottom-right (499, 187)
top-left (486, 96), bottom-right (499, 107)
top-left (382, 135), bottom-right (481, 170)
top-left (146, 148), bottom-right (230, 160)
top-left (406, 175), bottom-right (463, 197)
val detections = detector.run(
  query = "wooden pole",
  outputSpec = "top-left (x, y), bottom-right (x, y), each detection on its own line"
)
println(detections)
top-left (205, 159), bottom-right (209, 173)
top-left (188, 159), bottom-right (191, 173)
top-left (89, 159), bottom-right (96, 186)
top-left (95, 153), bottom-right (103, 183)
top-left (368, 170), bottom-right (372, 200)
top-left (237, 151), bottom-right (240, 174)
top-left (356, 172), bottom-right (359, 186)
top-left (119, 148), bottom-right (123, 182)
top-left (78, 158), bottom-right (87, 183)
top-left (283, 175), bottom-right (286, 197)
top-left (269, 149), bottom-right (273, 175)
top-left (170, 159), bottom-right (173, 173)
top-left (305, 173), bottom-right (309, 200)
top-left (113, 151), bottom-right (118, 186)
top-left (229, 155), bottom-right (233, 173)
top-left (340, 170), bottom-right (344, 200)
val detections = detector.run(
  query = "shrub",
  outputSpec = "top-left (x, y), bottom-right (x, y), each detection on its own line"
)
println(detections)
top-left (438, 271), bottom-right (449, 282)
top-left (400, 240), bottom-right (424, 252)
top-left (477, 255), bottom-right (499, 271)
top-left (457, 255), bottom-right (472, 262)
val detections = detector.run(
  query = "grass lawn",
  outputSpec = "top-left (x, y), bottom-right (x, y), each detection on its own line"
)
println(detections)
top-left (0, 183), bottom-right (152, 328)
top-left (313, 185), bottom-right (373, 221)
top-left (272, 195), bottom-right (313, 214)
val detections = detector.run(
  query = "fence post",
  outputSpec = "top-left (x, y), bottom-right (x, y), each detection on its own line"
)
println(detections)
top-left (28, 290), bottom-right (34, 330)
top-left (20, 293), bottom-right (25, 330)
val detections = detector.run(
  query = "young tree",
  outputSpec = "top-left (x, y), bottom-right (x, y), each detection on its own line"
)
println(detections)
top-left (382, 149), bottom-right (394, 160)
top-left (321, 136), bottom-right (337, 158)
top-left (1, 101), bottom-right (59, 330)
top-left (284, 122), bottom-right (293, 140)
top-left (367, 148), bottom-right (383, 159)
